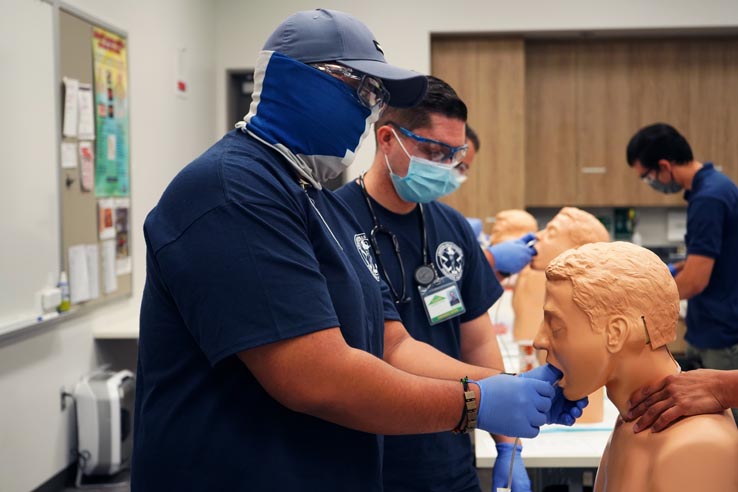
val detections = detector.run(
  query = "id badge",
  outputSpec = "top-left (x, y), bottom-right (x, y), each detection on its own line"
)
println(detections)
top-left (419, 275), bottom-right (466, 325)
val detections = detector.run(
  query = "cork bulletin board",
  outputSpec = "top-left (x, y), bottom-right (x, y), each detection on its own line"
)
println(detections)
top-left (59, 8), bottom-right (132, 310)
top-left (0, 3), bottom-right (131, 340)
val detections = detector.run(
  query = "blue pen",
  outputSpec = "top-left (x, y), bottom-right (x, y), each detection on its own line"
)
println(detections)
top-left (37, 312), bottom-right (60, 323)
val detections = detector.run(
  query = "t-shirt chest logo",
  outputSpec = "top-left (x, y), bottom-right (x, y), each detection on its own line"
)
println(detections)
top-left (354, 233), bottom-right (380, 281)
top-left (436, 241), bottom-right (464, 281)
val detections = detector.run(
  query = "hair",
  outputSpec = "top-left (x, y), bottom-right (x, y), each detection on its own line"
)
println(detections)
top-left (626, 123), bottom-right (694, 171)
top-left (546, 242), bottom-right (678, 348)
top-left (554, 207), bottom-right (610, 246)
top-left (375, 75), bottom-right (467, 137)
top-left (465, 124), bottom-right (480, 151)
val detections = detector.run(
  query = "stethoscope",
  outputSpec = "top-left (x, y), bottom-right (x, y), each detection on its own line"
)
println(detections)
top-left (359, 173), bottom-right (436, 304)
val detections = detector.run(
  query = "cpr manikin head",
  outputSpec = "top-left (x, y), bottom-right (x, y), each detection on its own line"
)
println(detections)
top-left (531, 207), bottom-right (610, 270)
top-left (534, 241), bottom-right (678, 400)
top-left (489, 210), bottom-right (538, 246)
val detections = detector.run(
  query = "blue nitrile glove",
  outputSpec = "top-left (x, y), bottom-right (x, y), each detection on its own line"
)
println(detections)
top-left (487, 233), bottom-right (537, 274)
top-left (492, 443), bottom-right (532, 492)
top-left (667, 262), bottom-right (678, 277)
top-left (474, 374), bottom-right (553, 438)
top-left (519, 364), bottom-right (589, 426)
top-left (466, 217), bottom-right (483, 238)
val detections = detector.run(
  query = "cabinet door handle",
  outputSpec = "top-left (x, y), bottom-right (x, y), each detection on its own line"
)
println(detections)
top-left (581, 166), bottom-right (607, 174)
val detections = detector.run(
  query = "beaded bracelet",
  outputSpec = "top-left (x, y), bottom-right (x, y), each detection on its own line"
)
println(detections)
top-left (452, 376), bottom-right (478, 434)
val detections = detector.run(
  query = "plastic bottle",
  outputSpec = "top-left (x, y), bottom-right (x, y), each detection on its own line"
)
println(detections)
top-left (58, 271), bottom-right (71, 312)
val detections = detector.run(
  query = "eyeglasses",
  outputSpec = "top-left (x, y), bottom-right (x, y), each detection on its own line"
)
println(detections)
top-left (639, 167), bottom-right (656, 184)
top-left (387, 122), bottom-right (468, 166)
top-left (310, 63), bottom-right (390, 111)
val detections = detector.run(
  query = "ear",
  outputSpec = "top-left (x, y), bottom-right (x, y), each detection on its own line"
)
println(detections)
top-left (605, 316), bottom-right (630, 354)
top-left (657, 158), bottom-right (672, 173)
top-left (376, 124), bottom-right (395, 154)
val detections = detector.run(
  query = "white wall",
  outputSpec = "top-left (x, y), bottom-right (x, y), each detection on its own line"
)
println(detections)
top-left (0, 1), bottom-right (216, 491)
top-left (214, 0), bottom-right (738, 181)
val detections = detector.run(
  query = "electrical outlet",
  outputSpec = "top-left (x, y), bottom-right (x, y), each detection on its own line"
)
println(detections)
top-left (60, 386), bottom-right (74, 411)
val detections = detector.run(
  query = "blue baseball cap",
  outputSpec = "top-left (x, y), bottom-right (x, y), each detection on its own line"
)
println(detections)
top-left (263, 9), bottom-right (427, 107)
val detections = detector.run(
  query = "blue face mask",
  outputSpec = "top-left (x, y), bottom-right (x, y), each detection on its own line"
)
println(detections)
top-left (386, 128), bottom-right (466, 203)
top-left (237, 51), bottom-right (379, 188)
top-left (646, 170), bottom-right (683, 194)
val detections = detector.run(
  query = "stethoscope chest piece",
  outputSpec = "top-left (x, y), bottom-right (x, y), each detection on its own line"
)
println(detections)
top-left (414, 264), bottom-right (436, 287)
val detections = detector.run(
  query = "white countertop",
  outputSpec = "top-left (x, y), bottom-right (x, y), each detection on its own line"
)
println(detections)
top-left (475, 396), bottom-right (618, 469)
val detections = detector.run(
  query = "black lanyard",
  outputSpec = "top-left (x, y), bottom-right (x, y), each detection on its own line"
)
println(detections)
top-left (358, 174), bottom-right (436, 304)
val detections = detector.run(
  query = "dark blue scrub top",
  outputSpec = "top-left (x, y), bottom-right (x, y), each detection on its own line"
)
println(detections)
top-left (133, 130), bottom-right (400, 492)
top-left (337, 180), bottom-right (502, 492)
top-left (683, 162), bottom-right (738, 349)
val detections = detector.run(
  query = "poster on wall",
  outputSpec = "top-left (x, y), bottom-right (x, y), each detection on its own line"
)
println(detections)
top-left (92, 27), bottom-right (129, 197)
top-left (97, 198), bottom-right (116, 240)
top-left (114, 197), bottom-right (131, 274)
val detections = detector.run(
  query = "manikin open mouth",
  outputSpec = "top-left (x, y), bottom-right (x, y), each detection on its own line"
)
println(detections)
top-left (547, 361), bottom-right (565, 385)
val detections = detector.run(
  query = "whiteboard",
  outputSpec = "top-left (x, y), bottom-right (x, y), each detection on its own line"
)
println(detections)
top-left (0, 1), bottom-right (60, 333)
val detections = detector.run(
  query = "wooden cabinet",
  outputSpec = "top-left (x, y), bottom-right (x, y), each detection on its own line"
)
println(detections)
top-left (431, 38), bottom-right (526, 226)
top-left (525, 42), bottom-right (578, 206)
top-left (433, 36), bottom-right (738, 212)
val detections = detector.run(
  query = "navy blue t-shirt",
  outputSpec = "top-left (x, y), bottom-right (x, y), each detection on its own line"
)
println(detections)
top-left (133, 130), bottom-right (400, 492)
top-left (683, 162), bottom-right (738, 349)
top-left (336, 180), bottom-right (502, 492)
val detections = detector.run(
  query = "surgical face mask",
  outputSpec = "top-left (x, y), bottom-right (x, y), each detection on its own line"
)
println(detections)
top-left (386, 128), bottom-right (466, 203)
top-left (237, 51), bottom-right (380, 189)
top-left (643, 169), bottom-right (683, 194)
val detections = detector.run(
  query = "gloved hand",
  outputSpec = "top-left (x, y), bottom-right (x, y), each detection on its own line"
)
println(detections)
top-left (667, 262), bottom-right (678, 277)
top-left (519, 364), bottom-right (589, 426)
top-left (487, 233), bottom-right (536, 274)
top-left (466, 217), bottom-right (483, 238)
top-left (492, 443), bottom-right (531, 492)
top-left (474, 374), bottom-right (553, 438)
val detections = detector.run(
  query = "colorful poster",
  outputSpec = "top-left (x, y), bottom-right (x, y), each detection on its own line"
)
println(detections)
top-left (92, 27), bottom-right (129, 197)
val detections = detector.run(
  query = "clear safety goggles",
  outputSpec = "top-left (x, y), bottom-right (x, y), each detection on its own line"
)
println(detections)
top-left (311, 62), bottom-right (390, 111)
top-left (387, 122), bottom-right (469, 168)
top-left (639, 167), bottom-right (656, 185)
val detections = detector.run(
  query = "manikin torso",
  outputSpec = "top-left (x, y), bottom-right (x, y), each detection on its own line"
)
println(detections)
top-left (595, 408), bottom-right (738, 491)
top-left (536, 242), bottom-right (738, 492)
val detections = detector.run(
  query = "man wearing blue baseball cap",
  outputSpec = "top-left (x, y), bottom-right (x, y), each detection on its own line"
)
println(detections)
top-left (132, 9), bottom-right (585, 491)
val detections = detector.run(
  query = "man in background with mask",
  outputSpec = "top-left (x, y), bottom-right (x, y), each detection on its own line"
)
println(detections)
top-left (337, 77), bottom-right (535, 492)
top-left (133, 9), bottom-right (585, 492)
top-left (627, 122), bottom-right (738, 424)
